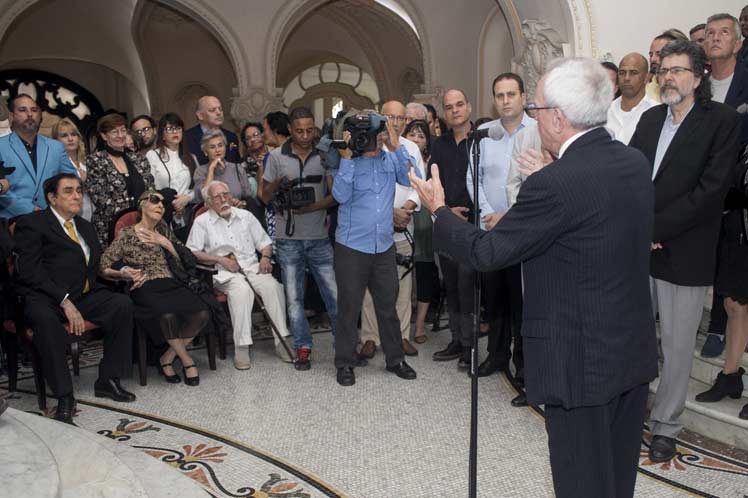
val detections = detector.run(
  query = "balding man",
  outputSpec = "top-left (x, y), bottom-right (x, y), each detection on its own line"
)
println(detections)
top-left (606, 53), bottom-right (657, 144)
top-left (184, 95), bottom-right (241, 165)
top-left (430, 89), bottom-right (477, 368)
top-left (359, 100), bottom-right (426, 358)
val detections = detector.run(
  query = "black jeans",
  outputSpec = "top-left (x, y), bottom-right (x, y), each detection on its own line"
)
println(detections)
top-left (440, 256), bottom-right (476, 347)
top-left (333, 243), bottom-right (404, 369)
top-left (482, 264), bottom-right (524, 370)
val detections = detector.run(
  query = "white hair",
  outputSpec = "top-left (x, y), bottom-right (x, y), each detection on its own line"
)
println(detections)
top-left (200, 128), bottom-right (227, 155)
top-left (406, 102), bottom-right (428, 120)
top-left (543, 57), bottom-right (612, 130)
top-left (202, 180), bottom-right (229, 204)
top-left (706, 13), bottom-right (742, 41)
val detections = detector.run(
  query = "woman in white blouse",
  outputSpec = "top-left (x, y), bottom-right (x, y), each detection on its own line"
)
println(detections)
top-left (51, 118), bottom-right (94, 220)
top-left (146, 113), bottom-right (198, 239)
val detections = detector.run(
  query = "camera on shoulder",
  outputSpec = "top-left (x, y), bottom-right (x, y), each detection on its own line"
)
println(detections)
top-left (316, 109), bottom-right (387, 168)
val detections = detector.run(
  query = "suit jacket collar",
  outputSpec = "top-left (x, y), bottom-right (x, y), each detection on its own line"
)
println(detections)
top-left (562, 127), bottom-right (611, 156)
top-left (8, 133), bottom-right (50, 182)
top-left (43, 208), bottom-right (91, 265)
top-left (653, 101), bottom-right (707, 182)
top-left (725, 63), bottom-right (748, 108)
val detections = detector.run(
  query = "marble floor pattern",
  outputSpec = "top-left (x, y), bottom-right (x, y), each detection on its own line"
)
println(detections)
top-left (3, 329), bottom-right (748, 498)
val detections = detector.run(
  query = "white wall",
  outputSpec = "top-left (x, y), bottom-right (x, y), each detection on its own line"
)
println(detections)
top-left (591, 0), bottom-right (747, 63)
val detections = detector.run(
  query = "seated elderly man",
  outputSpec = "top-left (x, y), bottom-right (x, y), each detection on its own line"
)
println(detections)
top-left (187, 180), bottom-right (291, 369)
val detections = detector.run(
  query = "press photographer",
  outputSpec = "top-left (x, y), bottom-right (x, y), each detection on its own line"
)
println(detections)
top-left (260, 106), bottom-right (338, 370)
top-left (331, 109), bottom-right (420, 386)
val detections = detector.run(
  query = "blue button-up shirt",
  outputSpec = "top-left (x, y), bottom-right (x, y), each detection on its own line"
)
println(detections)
top-left (653, 104), bottom-right (693, 179)
top-left (333, 146), bottom-right (418, 254)
top-left (467, 114), bottom-right (535, 228)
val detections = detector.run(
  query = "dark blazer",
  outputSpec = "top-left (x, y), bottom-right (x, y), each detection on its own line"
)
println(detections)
top-left (14, 208), bottom-right (102, 305)
top-left (629, 100), bottom-right (740, 286)
top-left (184, 125), bottom-right (241, 165)
top-left (724, 62), bottom-right (748, 147)
top-left (433, 127), bottom-right (657, 409)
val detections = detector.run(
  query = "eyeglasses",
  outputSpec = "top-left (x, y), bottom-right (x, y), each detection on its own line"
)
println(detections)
top-left (135, 126), bottom-right (153, 136)
top-left (245, 131), bottom-right (262, 139)
top-left (656, 66), bottom-right (693, 77)
top-left (524, 103), bottom-right (557, 112)
top-left (146, 194), bottom-right (164, 205)
top-left (164, 126), bottom-right (183, 133)
top-left (384, 114), bottom-right (407, 123)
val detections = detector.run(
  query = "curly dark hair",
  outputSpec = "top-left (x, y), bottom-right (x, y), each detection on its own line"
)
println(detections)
top-left (403, 119), bottom-right (431, 160)
top-left (659, 40), bottom-right (712, 104)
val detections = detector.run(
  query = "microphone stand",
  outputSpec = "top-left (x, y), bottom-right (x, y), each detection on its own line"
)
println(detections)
top-left (467, 131), bottom-right (483, 498)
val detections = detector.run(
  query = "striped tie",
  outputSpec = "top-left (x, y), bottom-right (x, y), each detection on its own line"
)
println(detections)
top-left (63, 220), bottom-right (89, 293)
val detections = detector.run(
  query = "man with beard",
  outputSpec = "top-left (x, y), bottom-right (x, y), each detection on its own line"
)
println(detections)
top-left (607, 53), bottom-right (657, 144)
top-left (130, 115), bottom-right (157, 155)
top-left (184, 95), bottom-right (241, 165)
top-left (0, 94), bottom-right (76, 218)
top-left (629, 40), bottom-right (740, 463)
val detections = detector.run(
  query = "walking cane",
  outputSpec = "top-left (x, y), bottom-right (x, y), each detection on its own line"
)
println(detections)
top-left (226, 254), bottom-right (296, 363)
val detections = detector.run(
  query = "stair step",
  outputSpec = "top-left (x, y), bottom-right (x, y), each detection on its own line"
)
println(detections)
top-left (649, 376), bottom-right (748, 451)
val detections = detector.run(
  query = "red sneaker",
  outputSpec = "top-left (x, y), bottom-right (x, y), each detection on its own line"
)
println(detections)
top-left (295, 347), bottom-right (311, 371)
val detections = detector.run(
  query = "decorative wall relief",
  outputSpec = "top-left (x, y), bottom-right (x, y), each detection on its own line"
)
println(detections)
top-left (513, 20), bottom-right (565, 99)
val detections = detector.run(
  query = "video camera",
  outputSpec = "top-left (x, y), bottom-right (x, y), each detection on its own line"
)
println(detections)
top-left (271, 176), bottom-right (321, 212)
top-left (316, 109), bottom-right (387, 168)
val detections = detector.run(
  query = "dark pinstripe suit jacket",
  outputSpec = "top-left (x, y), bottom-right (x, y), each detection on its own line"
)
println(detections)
top-left (433, 127), bottom-right (658, 409)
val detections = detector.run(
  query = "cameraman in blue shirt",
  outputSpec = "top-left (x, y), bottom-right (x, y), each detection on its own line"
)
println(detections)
top-left (332, 112), bottom-right (420, 386)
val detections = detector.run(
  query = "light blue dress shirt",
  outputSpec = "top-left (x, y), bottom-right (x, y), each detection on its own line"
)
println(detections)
top-left (333, 146), bottom-right (418, 254)
top-left (467, 114), bottom-right (536, 228)
top-left (652, 104), bottom-right (693, 179)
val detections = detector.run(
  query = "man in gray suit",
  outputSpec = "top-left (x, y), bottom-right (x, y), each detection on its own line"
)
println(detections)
top-left (411, 58), bottom-right (657, 498)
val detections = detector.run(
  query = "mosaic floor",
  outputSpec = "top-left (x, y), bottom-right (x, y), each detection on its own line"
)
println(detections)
top-left (3, 328), bottom-right (748, 498)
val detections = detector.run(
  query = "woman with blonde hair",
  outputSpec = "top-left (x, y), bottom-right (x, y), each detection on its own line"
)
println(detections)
top-left (51, 118), bottom-right (94, 220)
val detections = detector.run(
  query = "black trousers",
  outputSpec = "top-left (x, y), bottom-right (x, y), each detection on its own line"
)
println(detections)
top-left (440, 255), bottom-right (476, 347)
top-left (482, 264), bottom-right (524, 370)
top-left (25, 288), bottom-right (134, 398)
top-left (334, 243), bottom-right (404, 368)
top-left (544, 383), bottom-right (649, 498)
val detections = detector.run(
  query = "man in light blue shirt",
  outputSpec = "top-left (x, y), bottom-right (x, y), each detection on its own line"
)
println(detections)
top-left (466, 73), bottom-right (533, 389)
top-left (332, 113), bottom-right (420, 386)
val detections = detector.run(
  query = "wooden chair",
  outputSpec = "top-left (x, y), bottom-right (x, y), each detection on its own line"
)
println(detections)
top-left (109, 207), bottom-right (217, 383)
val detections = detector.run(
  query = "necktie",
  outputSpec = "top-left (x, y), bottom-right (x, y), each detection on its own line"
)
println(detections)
top-left (63, 220), bottom-right (89, 293)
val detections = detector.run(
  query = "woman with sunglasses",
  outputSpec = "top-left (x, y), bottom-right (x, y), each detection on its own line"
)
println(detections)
top-left (51, 118), bottom-right (94, 221)
top-left (101, 191), bottom-right (210, 386)
top-left (85, 113), bottom-right (155, 247)
top-left (146, 113), bottom-right (198, 240)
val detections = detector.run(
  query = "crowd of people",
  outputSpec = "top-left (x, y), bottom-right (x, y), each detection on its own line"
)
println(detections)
top-left (0, 7), bottom-right (747, 498)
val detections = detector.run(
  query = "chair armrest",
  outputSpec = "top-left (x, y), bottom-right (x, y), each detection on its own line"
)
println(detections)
top-left (196, 263), bottom-right (218, 275)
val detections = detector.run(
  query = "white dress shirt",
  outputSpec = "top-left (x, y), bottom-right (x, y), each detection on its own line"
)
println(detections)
top-left (50, 206), bottom-right (90, 261)
top-left (558, 127), bottom-right (599, 158)
top-left (606, 95), bottom-right (657, 144)
top-left (387, 136), bottom-right (424, 243)
top-left (186, 207), bottom-right (272, 284)
top-left (146, 148), bottom-right (195, 200)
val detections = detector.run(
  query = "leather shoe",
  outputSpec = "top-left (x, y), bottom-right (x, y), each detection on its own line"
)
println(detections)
top-left (433, 340), bottom-right (463, 361)
top-left (54, 394), bottom-right (75, 424)
top-left (386, 361), bottom-right (417, 380)
top-left (740, 403), bottom-right (748, 420)
top-left (402, 339), bottom-right (418, 356)
top-left (359, 340), bottom-right (377, 359)
top-left (700, 333), bottom-right (725, 358)
top-left (476, 356), bottom-right (506, 377)
top-left (510, 393), bottom-right (528, 407)
top-left (353, 355), bottom-right (368, 367)
top-left (695, 368), bottom-right (744, 402)
top-left (457, 350), bottom-right (471, 370)
top-left (337, 367), bottom-right (355, 386)
top-left (94, 378), bottom-right (136, 402)
top-left (648, 435), bottom-right (677, 462)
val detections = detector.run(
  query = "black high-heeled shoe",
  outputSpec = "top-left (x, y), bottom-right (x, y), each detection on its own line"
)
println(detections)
top-left (159, 362), bottom-right (181, 384)
top-left (183, 364), bottom-right (200, 386)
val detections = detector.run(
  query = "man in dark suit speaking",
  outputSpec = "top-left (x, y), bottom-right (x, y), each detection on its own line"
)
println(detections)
top-left (14, 173), bottom-right (139, 424)
top-left (409, 58), bottom-right (658, 498)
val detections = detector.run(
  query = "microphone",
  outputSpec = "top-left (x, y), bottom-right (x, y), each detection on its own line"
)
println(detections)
top-left (468, 124), bottom-right (506, 141)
